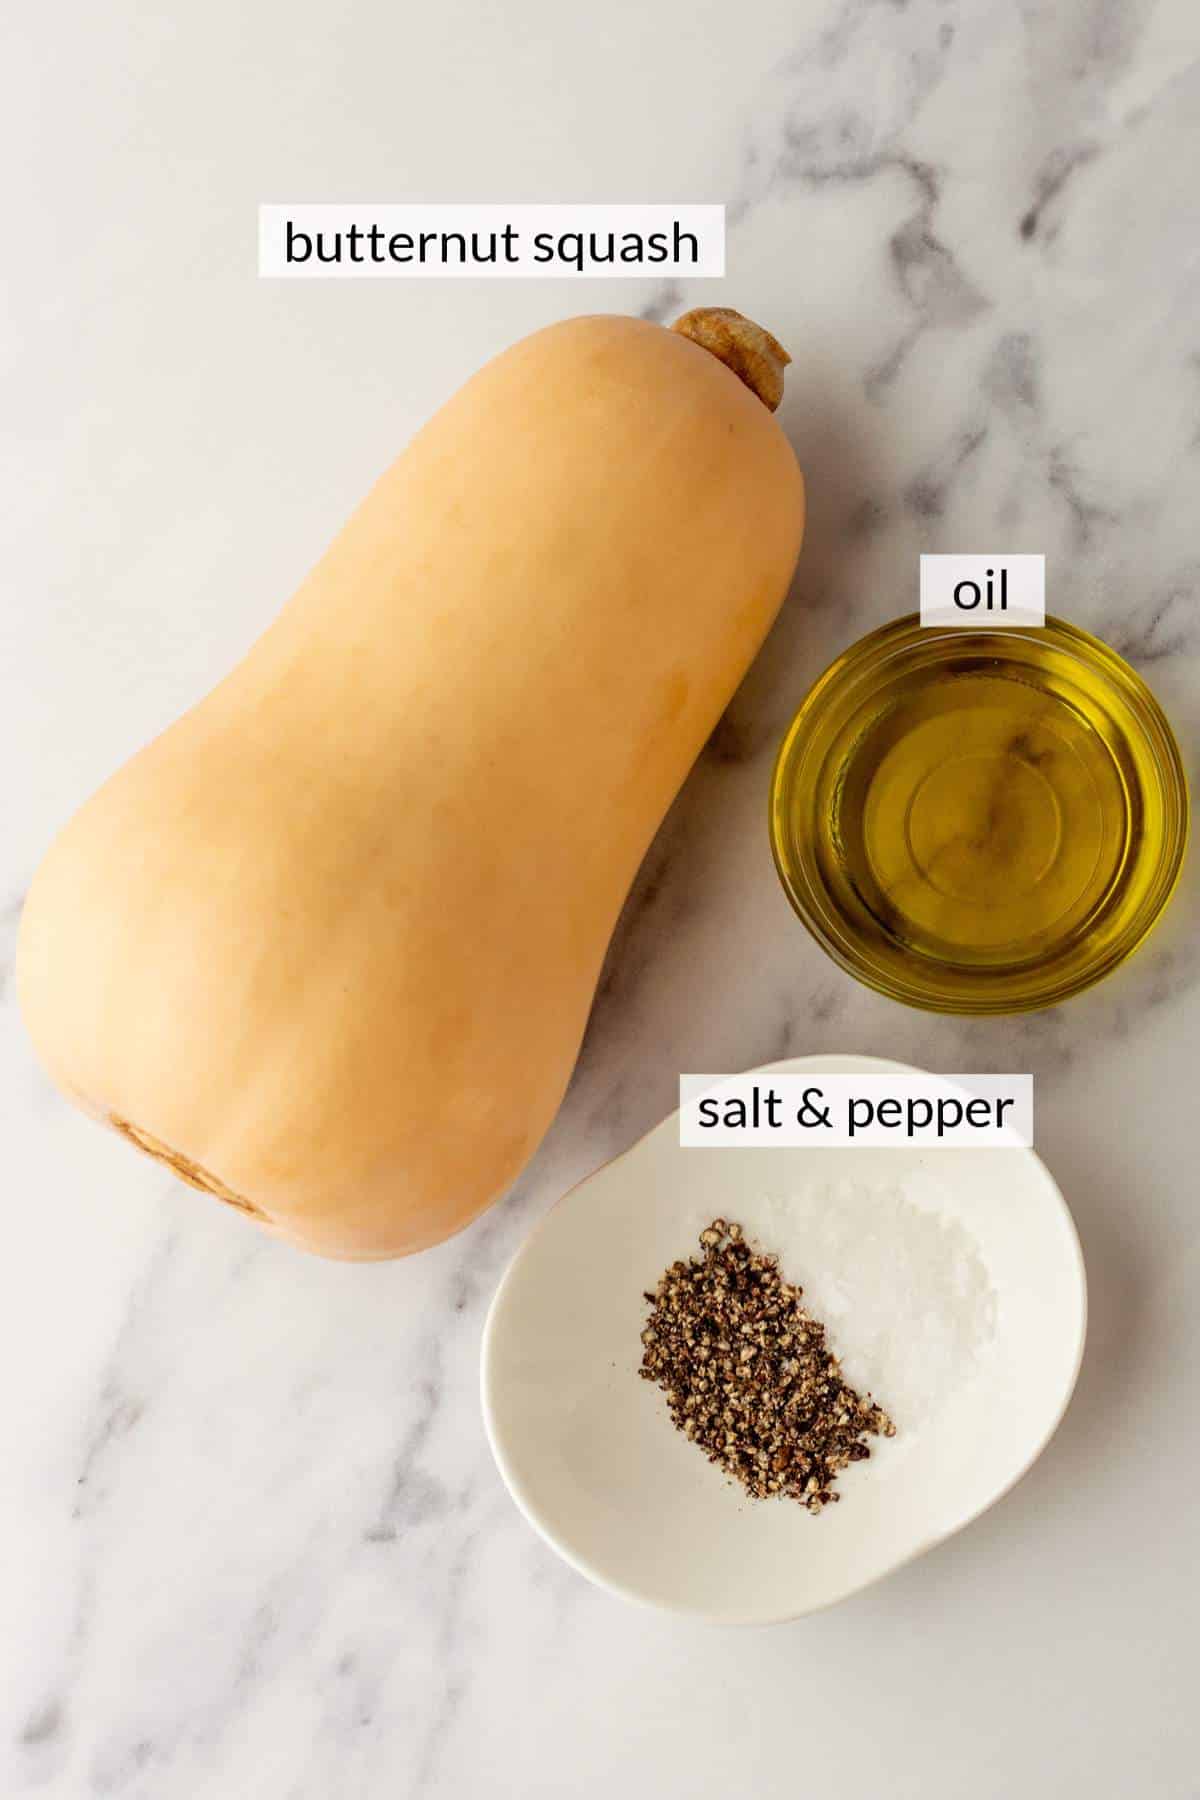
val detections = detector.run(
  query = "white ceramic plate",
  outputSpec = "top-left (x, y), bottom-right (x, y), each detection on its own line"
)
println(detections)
top-left (481, 1055), bottom-right (1086, 1623)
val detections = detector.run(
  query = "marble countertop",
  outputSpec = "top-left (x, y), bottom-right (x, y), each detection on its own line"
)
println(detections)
top-left (4, 1), bottom-right (1199, 1795)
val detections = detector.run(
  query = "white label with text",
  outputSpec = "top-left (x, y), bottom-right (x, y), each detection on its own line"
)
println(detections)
top-left (679, 1074), bottom-right (1033, 1148)
top-left (259, 204), bottom-right (725, 278)
top-left (920, 554), bottom-right (1045, 627)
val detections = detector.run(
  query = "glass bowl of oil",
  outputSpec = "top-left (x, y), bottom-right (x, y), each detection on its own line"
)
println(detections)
top-left (769, 615), bottom-right (1188, 1013)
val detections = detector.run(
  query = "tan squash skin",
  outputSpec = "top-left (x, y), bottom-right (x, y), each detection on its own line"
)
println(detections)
top-left (18, 311), bottom-right (804, 1258)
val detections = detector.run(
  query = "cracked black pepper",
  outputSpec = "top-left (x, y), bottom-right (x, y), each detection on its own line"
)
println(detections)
top-left (639, 1219), bottom-right (896, 1511)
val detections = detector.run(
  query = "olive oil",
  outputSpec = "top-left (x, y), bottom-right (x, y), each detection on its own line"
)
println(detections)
top-left (770, 617), bottom-right (1188, 1013)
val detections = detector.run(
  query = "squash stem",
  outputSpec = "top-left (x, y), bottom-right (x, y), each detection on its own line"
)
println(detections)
top-left (669, 307), bottom-right (790, 412)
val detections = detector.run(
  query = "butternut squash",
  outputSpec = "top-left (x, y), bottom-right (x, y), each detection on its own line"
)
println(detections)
top-left (18, 309), bottom-right (804, 1258)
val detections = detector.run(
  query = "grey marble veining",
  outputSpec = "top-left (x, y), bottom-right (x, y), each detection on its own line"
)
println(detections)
top-left (3, 1), bottom-right (1199, 1796)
